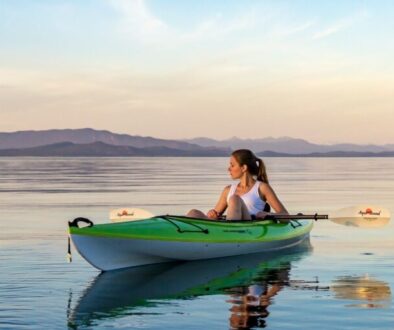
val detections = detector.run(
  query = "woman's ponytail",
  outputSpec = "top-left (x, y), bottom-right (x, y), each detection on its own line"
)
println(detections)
top-left (256, 158), bottom-right (269, 183)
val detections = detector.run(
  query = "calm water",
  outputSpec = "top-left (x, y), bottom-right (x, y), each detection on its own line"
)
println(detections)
top-left (0, 157), bottom-right (393, 329)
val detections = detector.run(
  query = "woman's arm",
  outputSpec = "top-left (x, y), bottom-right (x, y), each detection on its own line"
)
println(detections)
top-left (258, 182), bottom-right (288, 215)
top-left (207, 185), bottom-right (230, 219)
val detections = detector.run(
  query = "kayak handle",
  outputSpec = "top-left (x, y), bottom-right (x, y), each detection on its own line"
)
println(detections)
top-left (68, 217), bottom-right (94, 228)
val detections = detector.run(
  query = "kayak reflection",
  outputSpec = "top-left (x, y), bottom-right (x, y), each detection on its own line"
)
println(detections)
top-left (68, 240), bottom-right (312, 329)
top-left (331, 275), bottom-right (391, 309)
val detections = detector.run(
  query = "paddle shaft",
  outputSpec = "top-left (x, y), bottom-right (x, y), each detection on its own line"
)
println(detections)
top-left (263, 214), bottom-right (329, 220)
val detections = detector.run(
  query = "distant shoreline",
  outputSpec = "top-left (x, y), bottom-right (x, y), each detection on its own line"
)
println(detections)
top-left (0, 129), bottom-right (393, 157)
top-left (1, 142), bottom-right (394, 157)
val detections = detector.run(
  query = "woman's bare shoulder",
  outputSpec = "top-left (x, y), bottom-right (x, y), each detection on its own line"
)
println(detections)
top-left (258, 181), bottom-right (272, 193)
top-left (258, 181), bottom-right (269, 188)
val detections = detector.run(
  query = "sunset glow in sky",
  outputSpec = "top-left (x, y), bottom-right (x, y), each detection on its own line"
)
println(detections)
top-left (1, 0), bottom-right (393, 144)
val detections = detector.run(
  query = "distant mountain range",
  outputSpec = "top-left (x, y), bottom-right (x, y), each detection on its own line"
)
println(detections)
top-left (0, 128), bottom-right (393, 157)
top-left (0, 142), bottom-right (229, 157)
top-left (0, 129), bottom-right (230, 156)
top-left (0, 128), bottom-right (223, 151)
top-left (185, 137), bottom-right (394, 154)
top-left (258, 150), bottom-right (394, 157)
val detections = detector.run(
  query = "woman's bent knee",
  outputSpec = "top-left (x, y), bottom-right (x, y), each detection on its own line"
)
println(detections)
top-left (187, 209), bottom-right (204, 217)
top-left (186, 209), bottom-right (198, 216)
top-left (228, 195), bottom-right (242, 206)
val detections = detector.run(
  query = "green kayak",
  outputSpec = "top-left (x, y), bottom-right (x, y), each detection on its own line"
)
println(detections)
top-left (68, 215), bottom-right (313, 271)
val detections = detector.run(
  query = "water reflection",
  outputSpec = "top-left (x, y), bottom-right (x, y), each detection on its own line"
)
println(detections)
top-left (331, 217), bottom-right (390, 228)
top-left (68, 241), bottom-right (312, 329)
top-left (331, 275), bottom-right (391, 309)
top-left (227, 266), bottom-right (289, 329)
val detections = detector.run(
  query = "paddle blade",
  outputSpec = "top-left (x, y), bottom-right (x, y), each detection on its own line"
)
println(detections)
top-left (109, 208), bottom-right (155, 222)
top-left (330, 205), bottom-right (391, 228)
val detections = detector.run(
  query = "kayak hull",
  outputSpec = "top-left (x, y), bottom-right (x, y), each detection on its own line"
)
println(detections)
top-left (69, 216), bottom-right (313, 271)
top-left (72, 232), bottom-right (310, 271)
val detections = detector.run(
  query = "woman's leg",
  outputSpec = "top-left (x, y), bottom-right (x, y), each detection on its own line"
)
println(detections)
top-left (186, 209), bottom-right (209, 219)
top-left (226, 195), bottom-right (251, 220)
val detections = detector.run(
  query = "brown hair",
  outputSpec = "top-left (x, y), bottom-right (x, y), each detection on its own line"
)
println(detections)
top-left (231, 149), bottom-right (269, 183)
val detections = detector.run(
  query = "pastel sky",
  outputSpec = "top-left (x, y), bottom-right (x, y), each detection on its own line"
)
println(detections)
top-left (1, 0), bottom-right (393, 144)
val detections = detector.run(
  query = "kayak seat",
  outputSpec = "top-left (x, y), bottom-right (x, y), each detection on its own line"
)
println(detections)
top-left (264, 203), bottom-right (271, 212)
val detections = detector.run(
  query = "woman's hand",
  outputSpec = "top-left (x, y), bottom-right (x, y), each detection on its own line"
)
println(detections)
top-left (255, 211), bottom-right (270, 220)
top-left (207, 209), bottom-right (219, 219)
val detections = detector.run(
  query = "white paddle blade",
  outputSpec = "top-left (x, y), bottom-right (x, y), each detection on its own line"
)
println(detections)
top-left (110, 208), bottom-right (155, 222)
top-left (330, 205), bottom-right (391, 228)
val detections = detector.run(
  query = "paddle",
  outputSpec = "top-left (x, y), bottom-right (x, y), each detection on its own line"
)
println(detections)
top-left (109, 205), bottom-right (390, 226)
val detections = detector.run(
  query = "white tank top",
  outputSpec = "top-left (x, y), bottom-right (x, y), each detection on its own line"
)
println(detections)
top-left (226, 181), bottom-right (266, 216)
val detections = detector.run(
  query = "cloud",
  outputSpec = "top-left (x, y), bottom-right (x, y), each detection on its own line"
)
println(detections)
top-left (313, 9), bottom-right (368, 40)
top-left (313, 21), bottom-right (350, 40)
top-left (180, 10), bottom-right (257, 42)
top-left (274, 20), bottom-right (316, 37)
top-left (106, 0), bottom-right (170, 42)
top-left (105, 0), bottom-right (261, 45)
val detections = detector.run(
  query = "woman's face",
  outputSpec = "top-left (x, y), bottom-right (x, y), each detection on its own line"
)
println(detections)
top-left (228, 156), bottom-right (245, 179)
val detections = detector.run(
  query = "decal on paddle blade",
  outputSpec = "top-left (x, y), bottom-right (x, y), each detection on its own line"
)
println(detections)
top-left (359, 208), bottom-right (381, 216)
top-left (118, 210), bottom-right (134, 216)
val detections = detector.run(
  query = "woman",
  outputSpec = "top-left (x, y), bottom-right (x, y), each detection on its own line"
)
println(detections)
top-left (187, 149), bottom-right (288, 220)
